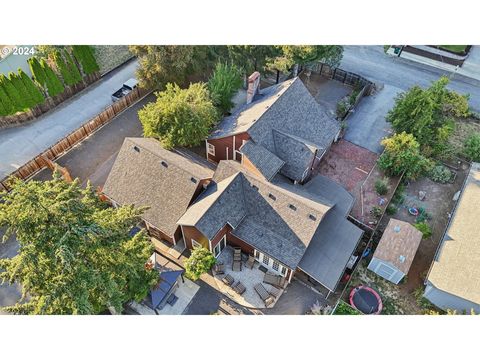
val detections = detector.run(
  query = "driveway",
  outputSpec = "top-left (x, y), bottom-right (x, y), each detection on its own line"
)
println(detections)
top-left (0, 59), bottom-right (139, 179)
top-left (344, 84), bottom-right (398, 154)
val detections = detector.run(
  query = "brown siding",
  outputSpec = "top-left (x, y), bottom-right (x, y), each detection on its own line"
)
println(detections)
top-left (145, 222), bottom-right (174, 244)
top-left (210, 224), bottom-right (232, 249)
top-left (206, 132), bottom-right (250, 163)
top-left (182, 225), bottom-right (210, 250)
top-left (190, 178), bottom-right (211, 206)
top-left (226, 233), bottom-right (254, 255)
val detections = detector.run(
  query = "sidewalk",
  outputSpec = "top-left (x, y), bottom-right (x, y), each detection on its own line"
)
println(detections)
top-left (387, 46), bottom-right (480, 82)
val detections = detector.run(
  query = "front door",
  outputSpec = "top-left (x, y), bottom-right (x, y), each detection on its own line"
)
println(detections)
top-left (213, 235), bottom-right (226, 258)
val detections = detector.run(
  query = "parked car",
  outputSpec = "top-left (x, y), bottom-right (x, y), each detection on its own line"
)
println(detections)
top-left (111, 78), bottom-right (138, 102)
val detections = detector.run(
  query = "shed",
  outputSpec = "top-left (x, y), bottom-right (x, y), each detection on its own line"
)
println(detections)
top-left (368, 219), bottom-right (422, 284)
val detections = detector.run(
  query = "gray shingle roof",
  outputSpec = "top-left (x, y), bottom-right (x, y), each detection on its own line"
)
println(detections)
top-left (178, 161), bottom-right (332, 268)
top-left (239, 140), bottom-right (284, 180)
top-left (103, 138), bottom-right (213, 237)
top-left (210, 77), bottom-right (340, 182)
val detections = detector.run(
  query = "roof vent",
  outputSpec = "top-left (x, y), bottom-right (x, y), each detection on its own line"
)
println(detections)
top-left (268, 193), bottom-right (276, 201)
top-left (190, 177), bottom-right (197, 184)
top-left (394, 225), bottom-right (401, 233)
top-left (133, 146), bottom-right (140, 152)
top-left (288, 204), bottom-right (297, 211)
top-left (399, 255), bottom-right (406, 263)
top-left (309, 214), bottom-right (316, 221)
top-left (161, 161), bottom-right (168, 168)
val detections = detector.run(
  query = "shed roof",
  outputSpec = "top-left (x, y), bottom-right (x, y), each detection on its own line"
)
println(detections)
top-left (427, 162), bottom-right (480, 305)
top-left (373, 218), bottom-right (423, 274)
top-left (103, 138), bottom-right (213, 237)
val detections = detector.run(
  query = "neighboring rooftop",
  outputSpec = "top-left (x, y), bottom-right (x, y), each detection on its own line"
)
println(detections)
top-left (103, 138), bottom-right (214, 237)
top-left (427, 162), bottom-right (480, 305)
top-left (373, 218), bottom-right (423, 274)
top-left (239, 140), bottom-right (284, 181)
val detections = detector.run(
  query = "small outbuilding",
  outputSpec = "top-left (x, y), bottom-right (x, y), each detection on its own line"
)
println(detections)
top-left (368, 219), bottom-right (422, 284)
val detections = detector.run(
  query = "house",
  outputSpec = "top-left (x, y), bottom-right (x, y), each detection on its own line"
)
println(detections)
top-left (206, 72), bottom-right (340, 184)
top-left (424, 162), bottom-right (480, 313)
top-left (102, 137), bottom-right (214, 248)
top-left (177, 160), bottom-right (363, 294)
top-left (367, 219), bottom-right (423, 284)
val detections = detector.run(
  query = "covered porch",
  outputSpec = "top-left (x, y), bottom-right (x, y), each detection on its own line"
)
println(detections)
top-left (212, 245), bottom-right (287, 309)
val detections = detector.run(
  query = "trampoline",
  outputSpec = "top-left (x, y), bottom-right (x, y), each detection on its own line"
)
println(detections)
top-left (349, 286), bottom-right (383, 314)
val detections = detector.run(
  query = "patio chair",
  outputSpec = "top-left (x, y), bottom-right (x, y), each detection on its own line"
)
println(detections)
top-left (232, 281), bottom-right (246, 295)
top-left (232, 259), bottom-right (242, 272)
top-left (213, 262), bottom-right (225, 275)
top-left (263, 273), bottom-right (286, 289)
top-left (267, 285), bottom-right (281, 299)
top-left (246, 254), bottom-right (256, 269)
top-left (254, 283), bottom-right (275, 307)
top-left (222, 274), bottom-right (235, 286)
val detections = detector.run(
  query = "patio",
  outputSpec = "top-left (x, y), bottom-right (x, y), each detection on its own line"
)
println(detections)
top-left (212, 246), bottom-right (285, 309)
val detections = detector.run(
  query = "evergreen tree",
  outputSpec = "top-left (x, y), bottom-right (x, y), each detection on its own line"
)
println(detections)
top-left (0, 74), bottom-right (22, 112)
top-left (41, 59), bottom-right (64, 97)
top-left (72, 45), bottom-right (100, 75)
top-left (9, 72), bottom-right (33, 109)
top-left (28, 57), bottom-right (47, 88)
top-left (0, 175), bottom-right (158, 315)
top-left (0, 82), bottom-right (15, 115)
top-left (64, 49), bottom-right (82, 84)
top-left (0, 97), bottom-right (6, 116)
top-left (53, 50), bottom-right (75, 86)
top-left (18, 69), bottom-right (45, 106)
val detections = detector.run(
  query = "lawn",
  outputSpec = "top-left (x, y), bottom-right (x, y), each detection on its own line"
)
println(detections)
top-left (439, 45), bottom-right (468, 54)
top-left (92, 45), bottom-right (134, 75)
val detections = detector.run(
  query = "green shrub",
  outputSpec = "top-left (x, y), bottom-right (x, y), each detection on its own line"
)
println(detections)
top-left (53, 50), bottom-right (75, 86)
top-left (9, 72), bottom-right (33, 109)
top-left (336, 98), bottom-right (349, 119)
top-left (464, 133), bottom-right (480, 162)
top-left (370, 206), bottom-right (383, 219)
top-left (72, 45), bottom-right (100, 75)
top-left (207, 62), bottom-right (242, 115)
top-left (184, 247), bottom-right (216, 281)
top-left (414, 221), bottom-right (432, 239)
top-left (28, 57), bottom-right (47, 88)
top-left (0, 74), bottom-right (23, 112)
top-left (416, 207), bottom-right (431, 223)
top-left (386, 204), bottom-right (397, 215)
top-left (64, 49), bottom-right (83, 84)
top-left (375, 177), bottom-right (389, 195)
top-left (333, 301), bottom-right (361, 315)
top-left (0, 82), bottom-right (15, 115)
top-left (391, 183), bottom-right (405, 205)
top-left (429, 164), bottom-right (452, 184)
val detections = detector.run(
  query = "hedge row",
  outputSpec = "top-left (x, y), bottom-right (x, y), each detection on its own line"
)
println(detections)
top-left (72, 45), bottom-right (100, 75)
top-left (0, 70), bottom-right (45, 116)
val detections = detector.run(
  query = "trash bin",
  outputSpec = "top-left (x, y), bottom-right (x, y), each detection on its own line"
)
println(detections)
top-left (393, 46), bottom-right (401, 54)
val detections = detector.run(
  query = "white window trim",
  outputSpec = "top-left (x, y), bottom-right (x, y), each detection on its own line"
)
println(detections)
top-left (213, 235), bottom-right (227, 258)
top-left (191, 239), bottom-right (202, 249)
top-left (207, 142), bottom-right (215, 156)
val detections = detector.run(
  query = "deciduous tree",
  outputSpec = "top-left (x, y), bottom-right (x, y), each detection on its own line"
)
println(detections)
top-left (184, 247), bottom-right (216, 281)
top-left (0, 175), bottom-right (157, 315)
top-left (138, 82), bottom-right (218, 149)
top-left (207, 62), bottom-right (242, 114)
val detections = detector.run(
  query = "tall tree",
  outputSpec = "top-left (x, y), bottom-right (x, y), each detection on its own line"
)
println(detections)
top-left (28, 57), bottom-right (47, 89)
top-left (129, 45), bottom-right (213, 89)
top-left (72, 45), bottom-right (100, 75)
top-left (226, 45), bottom-right (279, 75)
top-left (9, 72), bottom-right (33, 109)
top-left (0, 175), bottom-right (157, 315)
top-left (41, 59), bottom-right (65, 97)
top-left (18, 69), bottom-right (45, 106)
top-left (0, 81), bottom-right (15, 115)
top-left (64, 49), bottom-right (83, 84)
top-left (138, 82), bottom-right (218, 149)
top-left (207, 62), bottom-right (243, 114)
top-left (53, 50), bottom-right (75, 86)
top-left (267, 45), bottom-right (344, 76)
top-left (0, 74), bottom-right (22, 112)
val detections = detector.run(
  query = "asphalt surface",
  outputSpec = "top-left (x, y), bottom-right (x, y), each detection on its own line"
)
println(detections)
top-left (0, 59), bottom-right (139, 179)
top-left (339, 46), bottom-right (480, 152)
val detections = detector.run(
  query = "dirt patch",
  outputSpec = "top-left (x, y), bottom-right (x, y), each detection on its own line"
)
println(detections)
top-left (345, 161), bottom-right (470, 314)
top-left (300, 72), bottom-right (352, 117)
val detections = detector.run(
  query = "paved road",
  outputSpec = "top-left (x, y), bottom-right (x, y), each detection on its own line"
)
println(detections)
top-left (0, 59), bottom-right (139, 179)
top-left (339, 46), bottom-right (480, 152)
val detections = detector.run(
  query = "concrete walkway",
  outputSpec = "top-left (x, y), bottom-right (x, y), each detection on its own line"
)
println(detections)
top-left (0, 59), bottom-right (138, 179)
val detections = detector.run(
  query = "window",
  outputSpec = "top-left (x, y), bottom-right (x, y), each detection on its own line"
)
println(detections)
top-left (272, 260), bottom-right (280, 271)
top-left (213, 235), bottom-right (226, 258)
top-left (207, 143), bottom-right (215, 156)
top-left (254, 250), bottom-right (260, 259)
top-left (263, 255), bottom-right (270, 265)
top-left (280, 266), bottom-right (287, 276)
top-left (191, 239), bottom-right (202, 249)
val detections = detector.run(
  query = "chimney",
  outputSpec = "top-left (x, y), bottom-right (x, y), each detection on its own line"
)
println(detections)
top-left (246, 71), bottom-right (261, 104)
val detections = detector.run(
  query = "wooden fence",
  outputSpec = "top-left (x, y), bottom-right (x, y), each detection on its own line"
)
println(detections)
top-left (0, 86), bottom-right (150, 192)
